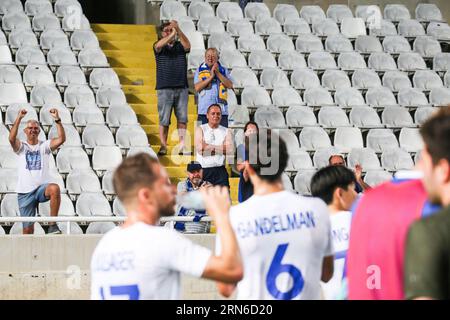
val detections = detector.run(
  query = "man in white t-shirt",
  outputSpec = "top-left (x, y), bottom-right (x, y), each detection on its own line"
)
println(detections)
top-left (9, 109), bottom-right (66, 234)
top-left (90, 153), bottom-right (243, 300)
top-left (311, 165), bottom-right (358, 300)
top-left (216, 130), bottom-right (334, 300)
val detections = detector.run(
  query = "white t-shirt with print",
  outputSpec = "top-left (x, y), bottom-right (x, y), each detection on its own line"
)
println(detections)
top-left (15, 140), bottom-right (52, 193)
top-left (90, 222), bottom-right (212, 300)
top-left (321, 211), bottom-right (352, 300)
top-left (218, 190), bottom-right (334, 300)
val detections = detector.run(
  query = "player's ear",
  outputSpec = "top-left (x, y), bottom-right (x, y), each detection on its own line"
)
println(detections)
top-left (137, 188), bottom-right (154, 205)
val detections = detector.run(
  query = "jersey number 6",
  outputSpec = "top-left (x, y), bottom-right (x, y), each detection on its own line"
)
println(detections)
top-left (266, 243), bottom-right (304, 300)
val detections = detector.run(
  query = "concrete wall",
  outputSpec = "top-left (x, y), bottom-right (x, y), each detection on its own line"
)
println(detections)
top-left (0, 234), bottom-right (229, 300)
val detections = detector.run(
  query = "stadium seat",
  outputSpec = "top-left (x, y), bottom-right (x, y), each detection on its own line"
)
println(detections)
top-left (266, 34), bottom-right (295, 54)
top-left (244, 2), bottom-right (270, 22)
top-left (312, 18), bottom-right (340, 37)
top-left (56, 66), bottom-right (87, 88)
top-left (366, 86), bottom-right (398, 109)
top-left (57, 222), bottom-right (84, 234)
top-left (8, 29), bottom-right (39, 50)
top-left (369, 19), bottom-right (398, 37)
top-left (228, 105), bottom-right (250, 128)
top-left (277, 129), bottom-right (301, 154)
top-left (10, 222), bottom-right (45, 235)
top-left (197, 16), bottom-right (225, 35)
top-left (413, 36), bottom-right (441, 59)
top-left (2, 12), bottom-right (32, 32)
top-left (318, 106), bottom-right (350, 128)
top-left (303, 87), bottom-right (334, 107)
top-left (176, 16), bottom-right (195, 34)
top-left (381, 106), bottom-right (415, 128)
top-left (106, 105), bottom-right (138, 129)
top-left (283, 18), bottom-right (311, 36)
top-left (216, 2), bottom-right (243, 22)
top-left (384, 4), bottom-right (411, 22)
top-left (415, 3), bottom-right (443, 22)
top-left (56, 146), bottom-right (91, 173)
top-left (337, 52), bottom-right (367, 71)
top-left (254, 105), bottom-right (286, 129)
top-left (290, 68), bottom-right (321, 90)
top-left (82, 124), bottom-right (115, 153)
top-left (366, 128), bottom-right (399, 153)
top-left (308, 51), bottom-right (337, 70)
top-left (398, 19), bottom-right (426, 38)
top-left (220, 49), bottom-right (247, 70)
top-left (368, 52), bottom-right (397, 72)
top-left (382, 71), bottom-right (412, 92)
top-left (73, 106), bottom-right (105, 129)
top-left (0, 194), bottom-right (19, 217)
top-left (5, 103), bottom-right (38, 126)
top-left (248, 50), bottom-right (277, 71)
top-left (76, 192), bottom-right (112, 216)
top-left (295, 34), bottom-right (324, 53)
top-left (429, 87), bottom-right (450, 106)
top-left (399, 127), bottom-right (423, 153)
top-left (334, 127), bottom-right (364, 152)
top-left (281, 172), bottom-right (294, 191)
top-left (230, 67), bottom-right (258, 89)
top-left (433, 52), bottom-right (450, 72)
top-left (127, 146), bottom-right (158, 159)
top-left (188, 1), bottom-right (214, 21)
top-left (286, 106), bottom-right (318, 129)
top-left (414, 107), bottom-right (436, 125)
top-left (49, 124), bottom-right (81, 147)
top-left (347, 148), bottom-right (381, 170)
top-left (313, 146), bottom-right (344, 168)
top-left (184, 31), bottom-right (205, 51)
top-left (340, 18), bottom-right (367, 38)
top-left (23, 64), bottom-right (54, 88)
top-left (47, 47), bottom-right (78, 68)
top-left (237, 33), bottom-right (265, 53)
top-left (255, 17), bottom-right (282, 37)
top-left (66, 169), bottom-right (102, 199)
top-left (398, 88), bottom-right (430, 108)
top-left (226, 19), bottom-right (254, 38)
top-left (160, 0), bottom-right (187, 21)
top-left (260, 67), bottom-right (289, 89)
top-left (349, 106), bottom-right (384, 128)
top-left (61, 13), bottom-right (91, 32)
top-left (0, 125), bottom-right (9, 147)
top-left (0, 65), bottom-right (22, 84)
top-left (412, 70), bottom-right (443, 91)
top-left (15, 46), bottom-right (46, 66)
top-left (355, 35), bottom-right (383, 54)
top-left (334, 88), bottom-right (366, 109)
top-left (208, 32), bottom-right (236, 52)
top-left (286, 149), bottom-right (314, 173)
top-left (39, 103), bottom-right (73, 130)
top-left (383, 36), bottom-right (412, 54)
top-left (0, 147), bottom-right (18, 169)
top-left (324, 34), bottom-right (353, 53)
top-left (397, 52), bottom-right (427, 72)
top-left (70, 30), bottom-right (99, 51)
top-left (96, 86), bottom-right (127, 108)
top-left (294, 170), bottom-right (317, 195)
top-left (327, 4), bottom-right (353, 24)
top-left (113, 197), bottom-right (126, 216)
top-left (299, 127), bottom-right (332, 151)
top-left (78, 48), bottom-right (109, 68)
top-left (116, 125), bottom-right (148, 150)
top-left (32, 12), bottom-right (61, 32)
top-left (300, 5), bottom-right (326, 25)
top-left (352, 69), bottom-right (382, 89)
top-left (92, 146), bottom-right (123, 175)
top-left (381, 148), bottom-right (414, 171)
top-left (31, 84), bottom-right (62, 107)
top-left (241, 86), bottom-right (271, 109)
top-left (55, 0), bottom-right (83, 18)
top-left (187, 49), bottom-right (204, 72)
top-left (273, 4), bottom-right (299, 25)
top-left (0, 168), bottom-right (18, 194)
top-left (0, 0), bottom-right (23, 16)
top-left (89, 68), bottom-right (120, 90)
top-left (271, 86), bottom-right (303, 109)
top-left (364, 170), bottom-right (392, 186)
top-left (40, 29), bottom-right (69, 51)
top-left (86, 222), bottom-right (116, 234)
top-left (39, 193), bottom-right (76, 216)
top-left (64, 84), bottom-right (96, 109)
top-left (322, 70), bottom-right (351, 91)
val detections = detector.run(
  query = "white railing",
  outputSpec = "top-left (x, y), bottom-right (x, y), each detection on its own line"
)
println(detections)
top-left (0, 216), bottom-right (213, 235)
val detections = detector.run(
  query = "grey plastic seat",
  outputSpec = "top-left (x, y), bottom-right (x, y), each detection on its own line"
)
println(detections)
top-left (413, 36), bottom-right (442, 58)
top-left (398, 88), bottom-right (429, 108)
top-left (0, 194), bottom-right (19, 217)
top-left (8, 29), bottom-right (38, 49)
top-left (48, 124), bottom-right (81, 147)
top-left (364, 170), bottom-right (392, 186)
top-left (295, 34), bottom-right (324, 53)
top-left (70, 30), bottom-right (99, 51)
top-left (334, 127), bottom-right (364, 152)
top-left (382, 106), bottom-right (415, 128)
top-left (39, 103), bottom-right (72, 129)
top-left (159, 0), bottom-right (187, 21)
top-left (382, 71), bottom-right (412, 92)
top-left (254, 105), bottom-right (286, 129)
top-left (277, 51), bottom-right (307, 71)
top-left (322, 70), bottom-right (351, 91)
top-left (366, 86), bottom-right (398, 108)
top-left (61, 13), bottom-right (91, 32)
top-left (260, 68), bottom-right (289, 89)
top-left (444, 72), bottom-right (450, 88)
top-left (86, 222), bottom-right (116, 234)
top-left (15, 46), bottom-right (46, 66)
top-left (248, 50), bottom-right (277, 71)
top-left (23, 64), bottom-right (54, 88)
top-left (187, 49), bottom-right (204, 71)
top-left (286, 106), bottom-right (317, 129)
top-left (304, 87), bottom-right (334, 107)
top-left (55, 0), bottom-right (83, 18)
top-left (89, 68), bottom-right (120, 90)
top-left (78, 48), bottom-right (109, 68)
top-left (255, 17), bottom-right (282, 36)
top-left (312, 146), bottom-right (343, 168)
top-left (383, 36), bottom-right (411, 54)
top-left (92, 146), bottom-right (123, 174)
top-left (237, 34), bottom-right (265, 53)
top-left (66, 169), bottom-right (101, 198)
top-left (427, 22), bottom-right (450, 41)
top-left (176, 16), bottom-right (195, 34)
top-left (197, 16), bottom-right (225, 35)
top-left (398, 19), bottom-right (426, 38)
top-left (113, 197), bottom-right (126, 216)
top-left (413, 70), bottom-right (443, 91)
top-left (47, 47), bottom-right (78, 67)
top-left (352, 69), bottom-right (381, 89)
top-left (56, 146), bottom-right (90, 173)
top-left (184, 31), bottom-right (205, 51)
top-left (290, 68), bottom-right (320, 90)
top-left (64, 84), bottom-right (96, 109)
top-left (347, 148), bottom-right (381, 170)
top-left (337, 52), bottom-right (367, 71)
top-left (5, 103), bottom-right (38, 126)
top-left (0, 168), bottom-right (18, 193)
top-left (30, 84), bottom-right (62, 107)
top-left (335, 88), bottom-right (366, 109)
top-left (82, 124), bottom-right (115, 152)
top-left (299, 127), bottom-right (332, 151)
top-left (369, 19), bottom-right (398, 37)
top-left (0, 65), bottom-right (22, 84)
top-left (429, 88), bottom-right (450, 106)
top-left (349, 106), bottom-right (383, 129)
top-left (2, 12), bottom-right (32, 32)
top-left (0, 147), bottom-right (19, 169)
top-left (366, 129), bottom-right (399, 153)
top-left (106, 105), bottom-right (138, 129)
top-left (72, 106), bottom-right (105, 128)
top-left (399, 127), bottom-right (423, 153)
top-left (220, 49), bottom-right (247, 70)
top-left (226, 18), bottom-right (254, 38)
top-left (96, 86), bottom-right (127, 108)
top-left (0, 0), bottom-right (23, 16)
top-left (273, 4), bottom-right (299, 25)
top-left (0, 124), bottom-right (10, 147)
top-left (381, 148), bottom-right (414, 171)
top-left (327, 4), bottom-right (353, 24)
top-left (56, 66), bottom-right (86, 87)
top-left (0, 83), bottom-right (27, 109)
top-left (188, 1), bottom-right (214, 21)
top-left (266, 34), bottom-right (294, 54)
top-left (228, 105), bottom-right (249, 128)
top-left (32, 12), bottom-right (61, 32)
top-left (286, 149), bottom-right (314, 173)
top-left (230, 67), bottom-right (258, 89)
top-left (355, 35), bottom-right (382, 54)
top-left (76, 192), bottom-right (113, 217)
top-left (415, 4), bottom-right (443, 22)
top-left (318, 107), bottom-right (350, 128)
top-left (308, 51), bottom-right (337, 70)
top-left (312, 18), bottom-right (340, 37)
top-left (368, 52), bottom-right (397, 72)
top-left (101, 169), bottom-right (115, 198)
top-left (340, 18), bottom-right (366, 38)
top-left (384, 4), bottom-right (411, 22)
top-left (300, 5), bottom-right (326, 25)
top-left (244, 2), bottom-right (270, 22)
top-left (208, 32), bottom-right (236, 52)
top-left (216, 2), bottom-right (243, 22)
top-left (324, 34), bottom-right (353, 53)
top-left (397, 52), bottom-right (427, 72)
top-left (56, 222), bottom-right (83, 234)
top-left (294, 170), bottom-right (317, 195)
top-left (283, 18), bottom-right (311, 36)
top-left (271, 86), bottom-right (303, 108)
top-left (415, 107), bottom-right (436, 125)
top-left (116, 125), bottom-right (149, 149)
top-left (25, 0), bottom-right (53, 17)
top-left (40, 29), bottom-right (69, 50)
top-left (127, 146), bottom-right (158, 159)
top-left (433, 52), bottom-right (450, 72)
top-left (277, 129), bottom-right (301, 154)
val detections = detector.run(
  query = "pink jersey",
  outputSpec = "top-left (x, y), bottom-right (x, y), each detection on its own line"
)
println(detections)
top-left (347, 180), bottom-right (428, 300)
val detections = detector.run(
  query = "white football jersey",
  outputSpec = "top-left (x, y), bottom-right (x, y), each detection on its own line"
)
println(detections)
top-left (90, 222), bottom-right (211, 300)
top-left (220, 191), bottom-right (334, 300)
top-left (321, 211), bottom-right (351, 300)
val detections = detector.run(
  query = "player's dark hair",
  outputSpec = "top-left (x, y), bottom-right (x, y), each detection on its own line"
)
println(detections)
top-left (420, 106), bottom-right (450, 165)
top-left (310, 165), bottom-right (356, 205)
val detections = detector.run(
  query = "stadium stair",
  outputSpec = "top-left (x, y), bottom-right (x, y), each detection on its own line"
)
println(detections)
top-left (92, 24), bottom-right (239, 203)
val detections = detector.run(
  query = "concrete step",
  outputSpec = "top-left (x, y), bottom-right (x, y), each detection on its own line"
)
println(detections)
top-left (107, 56), bottom-right (156, 68)
top-left (113, 67), bottom-right (155, 77)
top-left (96, 33), bottom-right (158, 42)
top-left (131, 103), bottom-right (197, 115)
top-left (92, 24), bottom-right (157, 34)
top-left (103, 50), bottom-right (155, 60)
top-left (127, 93), bottom-right (196, 104)
top-left (118, 75), bottom-right (156, 86)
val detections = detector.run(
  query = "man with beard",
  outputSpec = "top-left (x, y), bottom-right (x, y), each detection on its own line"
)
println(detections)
top-left (90, 153), bottom-right (242, 299)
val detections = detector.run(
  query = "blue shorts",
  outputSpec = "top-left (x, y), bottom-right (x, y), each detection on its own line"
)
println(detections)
top-left (18, 184), bottom-right (50, 228)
